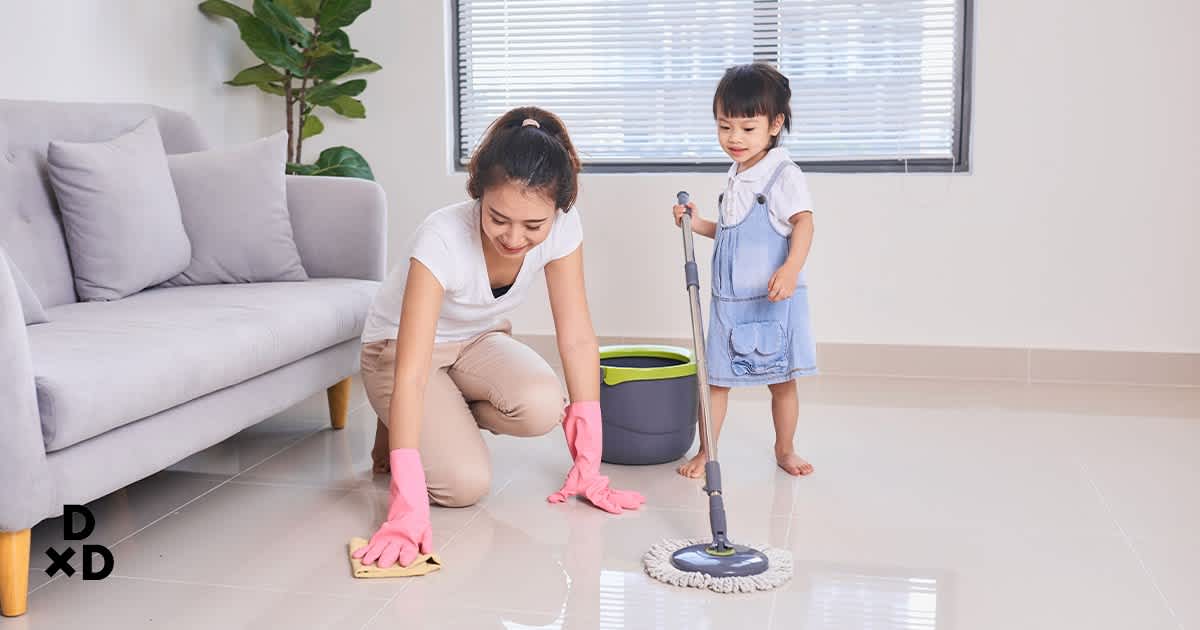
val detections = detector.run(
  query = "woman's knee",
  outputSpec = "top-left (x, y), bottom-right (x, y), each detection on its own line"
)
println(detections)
top-left (503, 375), bottom-right (566, 436)
top-left (428, 464), bottom-right (492, 508)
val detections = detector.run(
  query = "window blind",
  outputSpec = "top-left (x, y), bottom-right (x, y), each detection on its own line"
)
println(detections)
top-left (455, 0), bottom-right (968, 170)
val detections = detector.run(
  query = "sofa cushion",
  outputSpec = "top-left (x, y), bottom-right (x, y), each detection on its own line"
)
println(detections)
top-left (28, 279), bottom-right (377, 451)
top-left (162, 130), bottom-right (309, 287)
top-left (1, 245), bottom-right (48, 325)
top-left (46, 118), bottom-right (192, 301)
top-left (0, 100), bottom-right (210, 310)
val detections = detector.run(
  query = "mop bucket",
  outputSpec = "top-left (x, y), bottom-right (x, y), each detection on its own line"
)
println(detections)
top-left (599, 344), bottom-right (698, 465)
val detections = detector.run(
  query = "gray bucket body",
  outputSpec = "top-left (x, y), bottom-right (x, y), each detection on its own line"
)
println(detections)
top-left (600, 355), bottom-right (697, 465)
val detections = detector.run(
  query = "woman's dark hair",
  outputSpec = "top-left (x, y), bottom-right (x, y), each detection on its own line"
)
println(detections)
top-left (712, 62), bottom-right (792, 148)
top-left (467, 106), bottom-right (581, 211)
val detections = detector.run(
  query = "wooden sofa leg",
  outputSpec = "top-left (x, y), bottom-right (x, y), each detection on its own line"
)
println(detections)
top-left (327, 377), bottom-right (352, 430)
top-left (0, 529), bottom-right (30, 617)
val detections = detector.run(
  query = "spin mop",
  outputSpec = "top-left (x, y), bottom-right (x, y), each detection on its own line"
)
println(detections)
top-left (642, 192), bottom-right (794, 594)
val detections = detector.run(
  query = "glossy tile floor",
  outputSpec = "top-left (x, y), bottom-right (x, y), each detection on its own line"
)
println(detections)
top-left (4, 375), bottom-right (1198, 630)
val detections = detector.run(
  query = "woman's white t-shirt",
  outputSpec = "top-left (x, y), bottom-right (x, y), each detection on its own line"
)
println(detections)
top-left (361, 199), bottom-right (584, 344)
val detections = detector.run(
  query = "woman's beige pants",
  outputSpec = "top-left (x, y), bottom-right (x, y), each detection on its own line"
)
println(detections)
top-left (360, 322), bottom-right (565, 507)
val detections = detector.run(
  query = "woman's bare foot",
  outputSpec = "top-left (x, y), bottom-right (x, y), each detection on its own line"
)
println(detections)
top-left (371, 418), bottom-right (390, 474)
top-left (775, 449), bottom-right (814, 476)
top-left (677, 451), bottom-right (707, 478)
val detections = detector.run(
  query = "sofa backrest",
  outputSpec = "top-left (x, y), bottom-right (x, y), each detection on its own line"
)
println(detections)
top-left (0, 100), bottom-right (210, 308)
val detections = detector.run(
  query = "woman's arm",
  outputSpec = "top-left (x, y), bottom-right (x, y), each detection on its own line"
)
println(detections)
top-left (544, 244), bottom-right (600, 403)
top-left (544, 242), bottom-right (646, 514)
top-left (388, 259), bottom-right (445, 449)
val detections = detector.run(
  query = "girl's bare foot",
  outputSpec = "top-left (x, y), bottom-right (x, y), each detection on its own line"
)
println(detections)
top-left (775, 449), bottom-right (813, 476)
top-left (677, 451), bottom-right (707, 478)
top-left (371, 418), bottom-right (390, 474)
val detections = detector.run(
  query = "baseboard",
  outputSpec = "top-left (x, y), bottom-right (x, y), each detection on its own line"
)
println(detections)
top-left (512, 335), bottom-right (1200, 388)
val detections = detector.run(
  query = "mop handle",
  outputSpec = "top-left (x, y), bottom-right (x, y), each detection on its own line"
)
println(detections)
top-left (676, 191), bottom-right (718, 464)
top-left (677, 192), bottom-right (731, 550)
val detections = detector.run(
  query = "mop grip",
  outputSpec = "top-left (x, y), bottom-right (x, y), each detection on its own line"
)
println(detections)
top-left (685, 262), bottom-right (699, 289)
top-left (677, 191), bottom-right (700, 289)
top-left (703, 461), bottom-right (723, 494)
top-left (676, 191), bottom-right (691, 213)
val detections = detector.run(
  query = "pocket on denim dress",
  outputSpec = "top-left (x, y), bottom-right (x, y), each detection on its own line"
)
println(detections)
top-left (728, 320), bottom-right (789, 376)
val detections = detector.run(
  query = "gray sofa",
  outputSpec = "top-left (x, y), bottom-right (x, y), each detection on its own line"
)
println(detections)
top-left (0, 100), bottom-right (386, 617)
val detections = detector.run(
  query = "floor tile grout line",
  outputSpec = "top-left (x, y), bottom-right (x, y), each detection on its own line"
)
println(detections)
top-left (225, 478), bottom-right (373, 491)
top-left (106, 425), bottom-right (326, 553)
top-left (27, 573), bottom-right (61, 596)
top-left (765, 515), bottom-right (796, 630)
top-left (1075, 457), bottom-right (1184, 630)
top-left (30, 410), bottom-right (362, 605)
top-left (356, 478), bottom-right (512, 630)
top-left (101, 574), bottom-right (393, 602)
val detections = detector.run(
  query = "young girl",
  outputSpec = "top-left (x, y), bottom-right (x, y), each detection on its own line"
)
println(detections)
top-left (354, 107), bottom-right (643, 569)
top-left (672, 62), bottom-right (817, 478)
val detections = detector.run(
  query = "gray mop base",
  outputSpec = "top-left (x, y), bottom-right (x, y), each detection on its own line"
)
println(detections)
top-left (643, 538), bottom-right (794, 593)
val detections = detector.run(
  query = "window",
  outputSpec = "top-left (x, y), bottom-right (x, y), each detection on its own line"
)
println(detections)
top-left (454, 0), bottom-right (972, 172)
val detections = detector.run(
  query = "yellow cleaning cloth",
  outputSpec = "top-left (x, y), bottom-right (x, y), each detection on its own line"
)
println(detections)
top-left (347, 537), bottom-right (443, 579)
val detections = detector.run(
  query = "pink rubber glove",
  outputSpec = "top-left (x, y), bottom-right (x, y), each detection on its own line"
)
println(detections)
top-left (547, 401), bottom-right (645, 514)
top-left (352, 448), bottom-right (433, 568)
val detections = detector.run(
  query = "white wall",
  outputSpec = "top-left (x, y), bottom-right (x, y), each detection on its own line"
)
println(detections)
top-left (334, 1), bottom-right (1199, 353)
top-left (7, 1), bottom-right (1198, 353)
top-left (1, 1), bottom-right (276, 146)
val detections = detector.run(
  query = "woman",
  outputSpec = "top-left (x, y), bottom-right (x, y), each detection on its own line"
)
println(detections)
top-left (353, 107), bottom-right (644, 569)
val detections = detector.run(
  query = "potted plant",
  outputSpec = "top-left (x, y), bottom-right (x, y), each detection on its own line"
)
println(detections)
top-left (199, 0), bottom-right (379, 179)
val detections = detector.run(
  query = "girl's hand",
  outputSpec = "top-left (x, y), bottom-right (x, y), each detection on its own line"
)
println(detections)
top-left (672, 201), bottom-right (697, 228)
top-left (768, 262), bottom-right (801, 302)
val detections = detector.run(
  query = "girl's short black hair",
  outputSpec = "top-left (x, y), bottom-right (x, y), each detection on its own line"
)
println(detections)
top-left (467, 106), bottom-right (581, 212)
top-left (713, 62), bottom-right (793, 148)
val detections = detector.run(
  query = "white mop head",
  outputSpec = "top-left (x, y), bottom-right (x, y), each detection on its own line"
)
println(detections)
top-left (643, 538), bottom-right (794, 593)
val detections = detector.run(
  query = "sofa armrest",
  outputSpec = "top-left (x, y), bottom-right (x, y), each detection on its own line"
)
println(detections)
top-left (0, 255), bottom-right (55, 531)
top-left (287, 175), bottom-right (388, 282)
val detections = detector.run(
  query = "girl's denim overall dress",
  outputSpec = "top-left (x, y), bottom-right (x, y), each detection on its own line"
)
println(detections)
top-left (707, 161), bottom-right (817, 387)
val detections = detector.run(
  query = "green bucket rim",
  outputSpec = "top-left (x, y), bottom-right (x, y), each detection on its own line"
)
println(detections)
top-left (598, 344), bottom-right (697, 386)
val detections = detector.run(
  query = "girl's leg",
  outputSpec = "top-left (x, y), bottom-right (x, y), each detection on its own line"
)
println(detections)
top-left (678, 385), bottom-right (731, 478)
top-left (767, 379), bottom-right (813, 476)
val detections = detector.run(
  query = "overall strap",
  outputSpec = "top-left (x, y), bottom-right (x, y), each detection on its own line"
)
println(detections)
top-left (758, 160), bottom-right (796, 202)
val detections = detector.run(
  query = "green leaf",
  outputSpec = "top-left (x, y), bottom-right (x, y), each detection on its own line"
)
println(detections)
top-left (316, 29), bottom-right (354, 55)
top-left (226, 63), bottom-right (286, 86)
top-left (198, 0), bottom-right (252, 21)
top-left (253, 0), bottom-right (312, 47)
top-left (326, 95), bottom-right (365, 118)
top-left (308, 53), bottom-right (355, 81)
top-left (234, 14), bottom-right (306, 74)
top-left (301, 114), bottom-right (324, 139)
top-left (306, 78), bottom-right (365, 105)
top-left (256, 82), bottom-right (286, 96)
top-left (318, 0), bottom-right (371, 30)
top-left (277, 0), bottom-right (320, 18)
top-left (287, 146), bottom-right (374, 179)
top-left (346, 57), bottom-right (381, 75)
